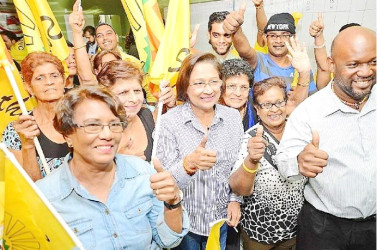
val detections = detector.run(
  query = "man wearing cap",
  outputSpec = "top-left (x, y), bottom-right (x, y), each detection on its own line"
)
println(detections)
top-left (224, 9), bottom-right (317, 100)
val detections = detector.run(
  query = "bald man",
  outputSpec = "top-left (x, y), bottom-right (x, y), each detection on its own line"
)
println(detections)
top-left (276, 26), bottom-right (376, 250)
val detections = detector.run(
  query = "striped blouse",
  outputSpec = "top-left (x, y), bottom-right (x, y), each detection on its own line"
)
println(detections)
top-left (156, 102), bottom-right (244, 236)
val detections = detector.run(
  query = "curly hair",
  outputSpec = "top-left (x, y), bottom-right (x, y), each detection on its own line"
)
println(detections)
top-left (222, 59), bottom-right (254, 87)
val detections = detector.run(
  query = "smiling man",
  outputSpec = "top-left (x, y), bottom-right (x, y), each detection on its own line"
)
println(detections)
top-left (207, 11), bottom-right (240, 62)
top-left (276, 26), bottom-right (376, 250)
top-left (224, 11), bottom-right (317, 96)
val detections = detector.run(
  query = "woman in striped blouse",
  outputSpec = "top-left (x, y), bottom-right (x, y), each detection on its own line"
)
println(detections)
top-left (157, 53), bottom-right (244, 250)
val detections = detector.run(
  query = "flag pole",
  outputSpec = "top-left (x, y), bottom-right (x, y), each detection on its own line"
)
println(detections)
top-left (150, 79), bottom-right (168, 166)
top-left (0, 143), bottom-right (84, 249)
top-left (1, 63), bottom-right (50, 175)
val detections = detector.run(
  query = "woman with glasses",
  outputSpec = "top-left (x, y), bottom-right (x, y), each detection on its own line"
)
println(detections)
top-left (2, 52), bottom-right (68, 181)
top-left (221, 59), bottom-right (257, 131)
top-left (97, 60), bottom-right (175, 162)
top-left (36, 85), bottom-right (189, 249)
top-left (229, 77), bottom-right (306, 249)
top-left (156, 53), bottom-right (244, 250)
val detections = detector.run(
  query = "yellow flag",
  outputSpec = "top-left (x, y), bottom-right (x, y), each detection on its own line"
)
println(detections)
top-left (0, 145), bottom-right (84, 249)
top-left (0, 36), bottom-right (36, 140)
top-left (143, 0), bottom-right (164, 61)
top-left (205, 219), bottom-right (227, 250)
top-left (121, 0), bottom-right (152, 73)
top-left (13, 0), bottom-right (69, 62)
top-left (148, 0), bottom-right (190, 96)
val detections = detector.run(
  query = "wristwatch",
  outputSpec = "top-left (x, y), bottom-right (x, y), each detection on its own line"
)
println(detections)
top-left (164, 190), bottom-right (183, 210)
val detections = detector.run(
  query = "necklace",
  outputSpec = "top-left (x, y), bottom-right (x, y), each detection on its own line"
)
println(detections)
top-left (331, 82), bottom-right (368, 110)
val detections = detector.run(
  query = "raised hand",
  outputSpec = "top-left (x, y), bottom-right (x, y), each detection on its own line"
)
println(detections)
top-left (286, 37), bottom-right (311, 74)
top-left (247, 125), bottom-right (267, 164)
top-left (69, 0), bottom-right (85, 33)
top-left (298, 131), bottom-right (329, 178)
top-left (251, 0), bottom-right (263, 7)
top-left (190, 24), bottom-right (200, 48)
top-left (185, 132), bottom-right (217, 171)
top-left (159, 80), bottom-right (176, 108)
top-left (150, 158), bottom-right (180, 205)
top-left (13, 115), bottom-right (40, 148)
top-left (309, 13), bottom-right (324, 38)
top-left (223, 1), bottom-right (247, 34)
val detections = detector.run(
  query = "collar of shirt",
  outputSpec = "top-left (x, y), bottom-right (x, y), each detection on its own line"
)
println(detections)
top-left (58, 153), bottom-right (143, 200)
top-left (182, 102), bottom-right (225, 132)
top-left (322, 80), bottom-right (376, 117)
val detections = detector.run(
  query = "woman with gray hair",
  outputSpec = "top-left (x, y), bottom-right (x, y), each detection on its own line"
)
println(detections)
top-left (36, 85), bottom-right (189, 249)
top-left (221, 58), bottom-right (257, 130)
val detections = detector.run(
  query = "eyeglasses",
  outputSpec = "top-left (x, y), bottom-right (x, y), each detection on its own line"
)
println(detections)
top-left (74, 121), bottom-right (126, 134)
top-left (190, 79), bottom-right (222, 90)
top-left (226, 84), bottom-right (250, 93)
top-left (266, 34), bottom-right (292, 40)
top-left (257, 100), bottom-right (287, 109)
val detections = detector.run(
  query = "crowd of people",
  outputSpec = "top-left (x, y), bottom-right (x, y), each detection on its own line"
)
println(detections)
top-left (1, 0), bottom-right (376, 249)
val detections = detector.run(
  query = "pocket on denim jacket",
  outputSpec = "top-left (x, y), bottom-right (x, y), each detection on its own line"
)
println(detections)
top-left (67, 218), bottom-right (95, 248)
top-left (125, 199), bottom-right (153, 233)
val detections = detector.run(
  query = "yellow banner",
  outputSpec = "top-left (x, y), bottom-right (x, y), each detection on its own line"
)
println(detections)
top-left (121, 0), bottom-right (152, 73)
top-left (0, 147), bottom-right (83, 249)
top-left (148, 0), bottom-right (190, 95)
top-left (0, 36), bottom-right (36, 140)
top-left (143, 0), bottom-right (164, 61)
top-left (13, 0), bottom-right (69, 62)
top-left (13, 0), bottom-right (45, 54)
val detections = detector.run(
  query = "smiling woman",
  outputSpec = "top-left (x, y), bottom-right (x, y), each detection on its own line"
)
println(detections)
top-left (229, 77), bottom-right (306, 250)
top-left (36, 85), bottom-right (189, 249)
top-left (157, 53), bottom-right (244, 250)
top-left (1, 52), bottom-right (69, 181)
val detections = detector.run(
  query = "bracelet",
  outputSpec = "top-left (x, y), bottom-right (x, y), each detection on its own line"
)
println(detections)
top-left (73, 44), bottom-right (86, 50)
top-left (297, 81), bottom-right (310, 87)
top-left (242, 159), bottom-right (259, 174)
top-left (183, 156), bottom-right (197, 176)
top-left (313, 41), bottom-right (325, 49)
top-left (255, 4), bottom-right (264, 9)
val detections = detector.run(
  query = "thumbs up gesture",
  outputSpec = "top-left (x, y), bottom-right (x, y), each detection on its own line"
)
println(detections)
top-left (223, 1), bottom-right (247, 34)
top-left (309, 13), bottom-right (324, 38)
top-left (247, 125), bottom-right (267, 163)
top-left (150, 158), bottom-right (181, 205)
top-left (298, 131), bottom-right (329, 178)
top-left (184, 132), bottom-right (217, 171)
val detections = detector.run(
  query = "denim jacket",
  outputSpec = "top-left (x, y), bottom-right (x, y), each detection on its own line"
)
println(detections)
top-left (36, 153), bottom-right (189, 249)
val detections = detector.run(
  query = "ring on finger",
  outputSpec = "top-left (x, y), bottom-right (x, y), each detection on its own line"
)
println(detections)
top-left (156, 189), bottom-right (159, 195)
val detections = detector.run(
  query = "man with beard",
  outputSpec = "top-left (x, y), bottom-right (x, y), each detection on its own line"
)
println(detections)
top-left (83, 25), bottom-right (98, 57)
top-left (276, 26), bottom-right (376, 250)
top-left (223, 10), bottom-right (317, 96)
top-left (207, 11), bottom-right (240, 62)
